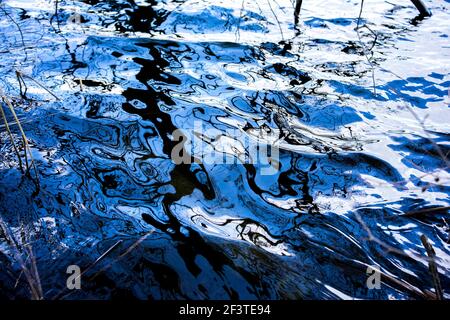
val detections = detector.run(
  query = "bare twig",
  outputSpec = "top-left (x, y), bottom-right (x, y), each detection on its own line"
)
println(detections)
top-left (384, 84), bottom-right (450, 171)
top-left (355, 0), bottom-right (377, 95)
top-left (354, 210), bottom-right (434, 263)
top-left (0, 4), bottom-right (28, 61)
top-left (16, 70), bottom-right (28, 99)
top-left (235, 0), bottom-right (246, 42)
top-left (266, 0), bottom-right (284, 41)
top-left (16, 70), bottom-right (60, 101)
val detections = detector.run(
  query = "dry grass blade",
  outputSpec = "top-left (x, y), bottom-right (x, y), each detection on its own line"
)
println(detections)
top-left (0, 101), bottom-right (24, 172)
top-left (375, 267), bottom-right (428, 299)
top-left (400, 206), bottom-right (450, 218)
top-left (52, 239), bottom-right (125, 299)
top-left (0, 216), bottom-right (43, 299)
top-left (420, 234), bottom-right (444, 300)
top-left (79, 240), bottom-right (123, 278)
top-left (353, 212), bottom-right (446, 299)
top-left (0, 90), bottom-right (39, 183)
top-left (353, 210), bottom-right (443, 265)
top-left (53, 232), bottom-right (154, 300)
top-left (86, 232), bottom-right (153, 283)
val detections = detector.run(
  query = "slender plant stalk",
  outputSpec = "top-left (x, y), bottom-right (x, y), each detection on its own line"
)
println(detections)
top-left (0, 89), bottom-right (39, 182)
top-left (421, 235), bottom-right (444, 300)
top-left (0, 102), bottom-right (24, 172)
top-left (0, 217), bottom-right (43, 299)
top-left (294, 0), bottom-right (303, 25)
top-left (16, 71), bottom-right (60, 101)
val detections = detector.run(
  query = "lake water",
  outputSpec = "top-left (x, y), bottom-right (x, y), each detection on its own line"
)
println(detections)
top-left (0, 0), bottom-right (449, 299)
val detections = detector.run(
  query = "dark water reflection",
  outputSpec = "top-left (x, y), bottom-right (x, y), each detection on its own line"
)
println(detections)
top-left (0, 0), bottom-right (449, 299)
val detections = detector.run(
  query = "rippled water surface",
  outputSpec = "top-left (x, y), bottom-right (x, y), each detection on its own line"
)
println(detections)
top-left (0, 0), bottom-right (449, 299)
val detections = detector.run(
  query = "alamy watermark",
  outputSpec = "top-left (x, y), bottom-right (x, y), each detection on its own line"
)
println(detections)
top-left (66, 265), bottom-right (81, 290)
top-left (366, 265), bottom-right (381, 290)
top-left (170, 121), bottom-right (281, 175)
